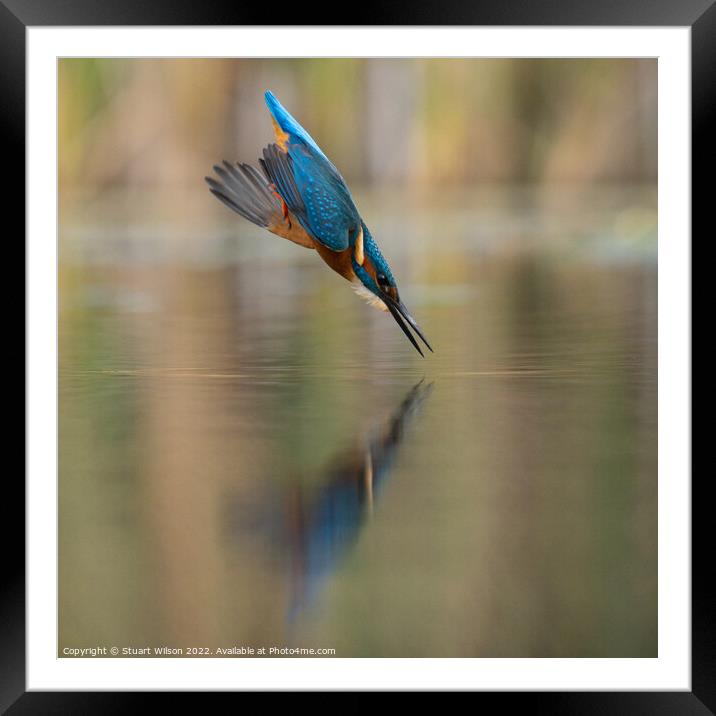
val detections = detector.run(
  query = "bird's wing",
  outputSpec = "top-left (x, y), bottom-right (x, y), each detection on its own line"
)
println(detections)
top-left (205, 161), bottom-right (315, 249)
top-left (262, 91), bottom-right (362, 253)
top-left (259, 144), bottom-right (305, 221)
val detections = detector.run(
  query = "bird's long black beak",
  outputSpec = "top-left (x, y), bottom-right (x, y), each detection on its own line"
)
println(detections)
top-left (383, 295), bottom-right (433, 356)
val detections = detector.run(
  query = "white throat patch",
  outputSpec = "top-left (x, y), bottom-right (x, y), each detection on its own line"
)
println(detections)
top-left (352, 282), bottom-right (388, 312)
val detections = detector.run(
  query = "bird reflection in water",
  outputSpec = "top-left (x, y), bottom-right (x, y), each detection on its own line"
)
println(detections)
top-left (285, 380), bottom-right (433, 621)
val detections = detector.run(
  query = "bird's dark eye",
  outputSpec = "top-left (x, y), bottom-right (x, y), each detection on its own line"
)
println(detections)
top-left (377, 273), bottom-right (387, 285)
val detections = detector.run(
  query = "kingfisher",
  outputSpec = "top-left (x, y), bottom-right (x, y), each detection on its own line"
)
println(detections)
top-left (205, 91), bottom-right (432, 356)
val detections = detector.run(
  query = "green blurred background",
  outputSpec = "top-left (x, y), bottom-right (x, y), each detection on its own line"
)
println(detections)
top-left (60, 58), bottom-right (657, 191)
top-left (59, 59), bottom-right (657, 658)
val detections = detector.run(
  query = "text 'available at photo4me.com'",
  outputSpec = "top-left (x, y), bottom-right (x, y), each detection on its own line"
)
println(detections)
top-left (61, 645), bottom-right (338, 657)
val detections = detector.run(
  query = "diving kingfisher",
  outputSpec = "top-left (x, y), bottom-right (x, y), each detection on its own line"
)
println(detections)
top-left (205, 91), bottom-right (432, 356)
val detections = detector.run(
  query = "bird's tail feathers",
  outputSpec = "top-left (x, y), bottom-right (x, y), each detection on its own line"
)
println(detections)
top-left (264, 90), bottom-right (326, 158)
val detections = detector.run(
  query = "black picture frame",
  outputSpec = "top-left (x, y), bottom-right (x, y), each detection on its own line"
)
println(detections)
top-left (9, 1), bottom-right (702, 710)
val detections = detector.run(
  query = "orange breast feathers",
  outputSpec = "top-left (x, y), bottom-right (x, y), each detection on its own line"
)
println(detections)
top-left (265, 184), bottom-right (314, 248)
top-left (312, 231), bottom-right (390, 312)
top-left (267, 210), bottom-right (315, 248)
top-left (312, 240), bottom-right (357, 280)
top-left (311, 225), bottom-right (366, 282)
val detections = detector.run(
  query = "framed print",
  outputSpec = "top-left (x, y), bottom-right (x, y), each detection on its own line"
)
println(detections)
top-left (13, 0), bottom-right (702, 709)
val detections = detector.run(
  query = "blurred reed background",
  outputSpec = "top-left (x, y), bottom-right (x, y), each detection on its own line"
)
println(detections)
top-left (60, 58), bottom-right (656, 214)
top-left (59, 59), bottom-right (657, 658)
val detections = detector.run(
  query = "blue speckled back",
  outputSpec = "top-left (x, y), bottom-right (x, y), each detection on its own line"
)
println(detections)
top-left (291, 154), bottom-right (360, 250)
top-left (265, 90), bottom-right (362, 252)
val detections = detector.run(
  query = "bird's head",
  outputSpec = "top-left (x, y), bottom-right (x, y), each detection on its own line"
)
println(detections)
top-left (351, 223), bottom-right (432, 356)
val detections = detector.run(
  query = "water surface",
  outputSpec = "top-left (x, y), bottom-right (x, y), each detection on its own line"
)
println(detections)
top-left (59, 189), bottom-right (657, 657)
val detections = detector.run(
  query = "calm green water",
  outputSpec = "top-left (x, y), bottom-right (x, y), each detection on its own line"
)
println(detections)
top-left (59, 191), bottom-right (657, 657)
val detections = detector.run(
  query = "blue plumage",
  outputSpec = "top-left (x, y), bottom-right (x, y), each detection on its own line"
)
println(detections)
top-left (264, 90), bottom-right (327, 160)
top-left (285, 380), bottom-right (433, 620)
top-left (206, 91), bottom-right (432, 355)
top-left (264, 91), bottom-right (361, 252)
